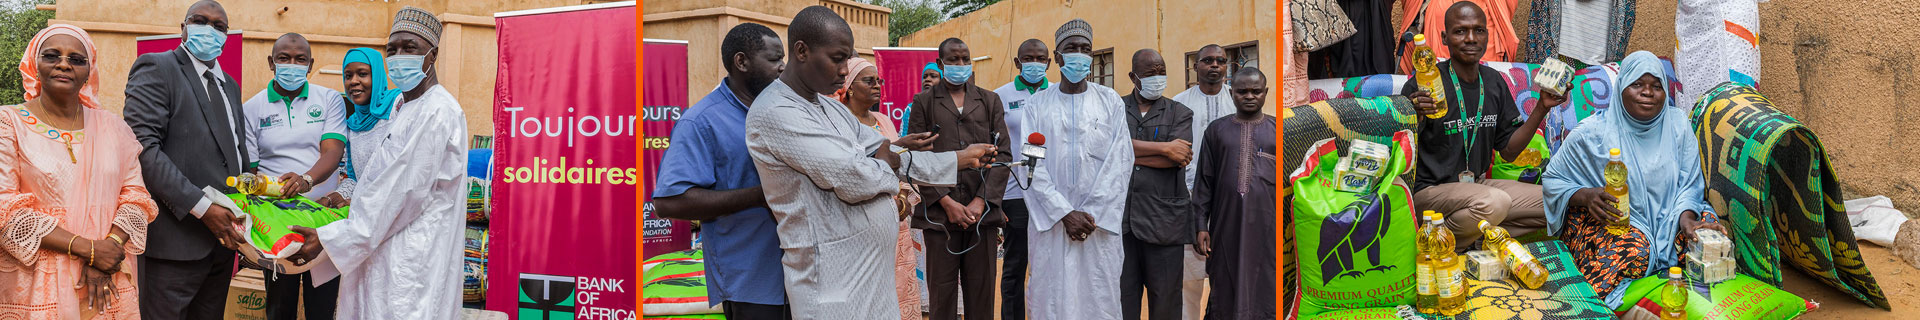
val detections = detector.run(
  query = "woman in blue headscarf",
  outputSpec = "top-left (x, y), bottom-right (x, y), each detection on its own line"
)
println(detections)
top-left (1543, 51), bottom-right (1727, 304)
top-left (898, 62), bottom-right (941, 135)
top-left (317, 48), bottom-right (399, 208)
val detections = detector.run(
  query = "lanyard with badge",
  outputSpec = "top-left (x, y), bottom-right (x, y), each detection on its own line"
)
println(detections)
top-left (1447, 68), bottom-right (1486, 184)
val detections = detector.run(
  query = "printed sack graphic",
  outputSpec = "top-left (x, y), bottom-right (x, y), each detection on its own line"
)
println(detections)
top-left (1289, 132), bottom-right (1418, 315)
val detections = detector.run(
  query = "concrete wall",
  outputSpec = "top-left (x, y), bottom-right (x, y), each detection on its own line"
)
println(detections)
top-left (641, 0), bottom-right (893, 104)
top-left (1619, 0), bottom-right (1920, 213)
top-left (1386, 0), bottom-right (1918, 211)
top-left (45, 0), bottom-right (617, 135)
top-left (900, 0), bottom-right (1281, 114)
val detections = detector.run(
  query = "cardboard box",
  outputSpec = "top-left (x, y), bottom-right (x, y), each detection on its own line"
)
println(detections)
top-left (225, 269), bottom-right (268, 320)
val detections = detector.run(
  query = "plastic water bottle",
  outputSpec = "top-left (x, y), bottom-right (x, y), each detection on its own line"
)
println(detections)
top-left (1411, 34), bottom-right (1448, 119)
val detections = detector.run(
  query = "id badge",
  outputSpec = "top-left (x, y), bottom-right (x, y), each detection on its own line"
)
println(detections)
top-left (1458, 171), bottom-right (1476, 184)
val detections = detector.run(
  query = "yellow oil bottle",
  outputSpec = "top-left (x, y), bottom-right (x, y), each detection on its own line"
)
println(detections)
top-left (1431, 213), bottom-right (1465, 315)
top-left (226, 173), bottom-right (284, 198)
top-left (1416, 212), bottom-right (1437, 314)
top-left (1660, 267), bottom-right (1688, 320)
top-left (1604, 148), bottom-right (1632, 235)
top-left (1411, 34), bottom-right (1448, 119)
top-left (1478, 220), bottom-right (1549, 289)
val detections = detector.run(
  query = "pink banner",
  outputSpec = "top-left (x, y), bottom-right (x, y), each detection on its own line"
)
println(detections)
top-left (873, 48), bottom-right (938, 129)
top-left (640, 41), bottom-right (692, 258)
top-left (135, 32), bottom-right (244, 82)
top-left (488, 5), bottom-right (638, 319)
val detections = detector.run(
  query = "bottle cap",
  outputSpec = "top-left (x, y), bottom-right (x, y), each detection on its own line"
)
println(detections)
top-left (1477, 219), bottom-right (1491, 229)
top-left (1610, 148), bottom-right (1621, 157)
top-left (1669, 266), bottom-right (1683, 277)
top-left (225, 176), bottom-right (237, 187)
top-left (1413, 34), bottom-right (1426, 45)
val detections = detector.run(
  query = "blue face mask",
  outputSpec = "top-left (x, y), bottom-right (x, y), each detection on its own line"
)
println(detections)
top-left (1019, 62), bottom-right (1048, 84)
top-left (274, 64), bottom-right (309, 92)
top-left (183, 24), bottom-right (224, 61)
top-left (1061, 53), bottom-right (1093, 84)
top-left (942, 64), bottom-right (972, 85)
top-left (386, 54), bottom-right (429, 92)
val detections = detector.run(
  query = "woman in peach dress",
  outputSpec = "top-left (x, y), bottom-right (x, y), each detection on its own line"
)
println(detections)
top-left (834, 57), bottom-right (937, 319)
top-left (0, 24), bottom-right (156, 319)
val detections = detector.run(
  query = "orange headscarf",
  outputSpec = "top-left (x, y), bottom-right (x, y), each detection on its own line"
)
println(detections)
top-left (832, 57), bottom-right (878, 105)
top-left (19, 24), bottom-right (101, 109)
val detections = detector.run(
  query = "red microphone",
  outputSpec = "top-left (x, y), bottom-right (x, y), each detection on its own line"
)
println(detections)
top-left (1027, 132), bottom-right (1046, 146)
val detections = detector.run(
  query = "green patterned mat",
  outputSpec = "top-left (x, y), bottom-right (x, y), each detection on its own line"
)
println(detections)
top-left (1300, 241), bottom-right (1612, 320)
top-left (1689, 82), bottom-right (1887, 309)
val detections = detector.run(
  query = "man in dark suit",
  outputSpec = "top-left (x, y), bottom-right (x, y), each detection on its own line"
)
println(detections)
top-left (905, 37), bottom-right (1012, 320)
top-left (122, 1), bottom-right (250, 318)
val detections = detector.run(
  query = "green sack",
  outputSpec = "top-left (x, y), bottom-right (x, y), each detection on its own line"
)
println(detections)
top-left (1490, 131), bottom-right (1550, 183)
top-left (1613, 274), bottom-right (1812, 320)
top-left (1303, 307), bottom-right (1408, 320)
top-left (642, 250), bottom-right (722, 316)
top-left (226, 194), bottom-right (348, 254)
top-left (1289, 133), bottom-right (1418, 315)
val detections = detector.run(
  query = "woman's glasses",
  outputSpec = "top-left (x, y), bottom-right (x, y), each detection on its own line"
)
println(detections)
top-left (40, 53), bottom-right (88, 67)
top-left (859, 77), bottom-right (885, 87)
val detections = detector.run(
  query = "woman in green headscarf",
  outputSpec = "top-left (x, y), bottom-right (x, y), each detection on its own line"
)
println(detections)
top-left (317, 48), bottom-right (398, 209)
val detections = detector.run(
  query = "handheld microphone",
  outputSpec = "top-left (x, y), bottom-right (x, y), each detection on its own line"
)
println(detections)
top-left (1020, 133), bottom-right (1047, 183)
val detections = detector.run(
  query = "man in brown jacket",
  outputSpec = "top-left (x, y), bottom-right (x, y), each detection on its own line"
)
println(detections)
top-left (906, 37), bottom-right (1012, 320)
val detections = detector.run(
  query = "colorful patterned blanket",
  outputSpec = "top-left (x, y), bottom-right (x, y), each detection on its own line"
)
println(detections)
top-left (1689, 82), bottom-right (1888, 309)
top-left (1449, 241), bottom-right (1613, 320)
top-left (1300, 60), bottom-right (1682, 153)
top-left (1281, 96), bottom-right (1419, 184)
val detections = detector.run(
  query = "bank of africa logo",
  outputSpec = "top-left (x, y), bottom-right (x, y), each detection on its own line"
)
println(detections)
top-left (519, 273), bottom-right (576, 320)
top-left (1317, 193), bottom-right (1395, 284)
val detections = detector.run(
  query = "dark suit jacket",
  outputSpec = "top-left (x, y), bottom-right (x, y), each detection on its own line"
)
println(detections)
top-left (906, 83), bottom-right (1012, 231)
top-left (1121, 93), bottom-right (1195, 245)
top-left (123, 48), bottom-right (248, 261)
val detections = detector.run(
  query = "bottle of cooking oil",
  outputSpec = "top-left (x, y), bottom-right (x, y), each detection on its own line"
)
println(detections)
top-left (1660, 267), bottom-right (1688, 320)
top-left (1416, 212), bottom-right (1438, 314)
top-left (226, 173), bottom-right (284, 198)
top-left (1478, 220), bottom-right (1549, 289)
top-left (1411, 34), bottom-right (1448, 120)
top-left (1426, 212), bottom-right (1466, 315)
top-left (1604, 148), bottom-right (1632, 235)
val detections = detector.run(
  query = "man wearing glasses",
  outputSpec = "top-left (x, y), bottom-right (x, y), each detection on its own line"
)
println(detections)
top-left (1168, 44), bottom-right (1234, 320)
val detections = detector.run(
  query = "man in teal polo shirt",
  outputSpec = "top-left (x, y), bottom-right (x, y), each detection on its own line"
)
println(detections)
top-left (240, 32), bottom-right (347, 320)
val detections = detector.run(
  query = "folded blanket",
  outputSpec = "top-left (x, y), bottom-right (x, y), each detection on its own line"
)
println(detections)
top-left (1689, 82), bottom-right (1888, 309)
top-left (1281, 96), bottom-right (1418, 184)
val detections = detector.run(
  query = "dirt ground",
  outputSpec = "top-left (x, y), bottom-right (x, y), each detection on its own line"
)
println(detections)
top-left (1785, 244), bottom-right (1918, 319)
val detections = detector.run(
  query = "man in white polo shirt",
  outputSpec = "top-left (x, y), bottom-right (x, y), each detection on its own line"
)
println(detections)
top-left (990, 38), bottom-right (1050, 320)
top-left (240, 32), bottom-right (346, 320)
